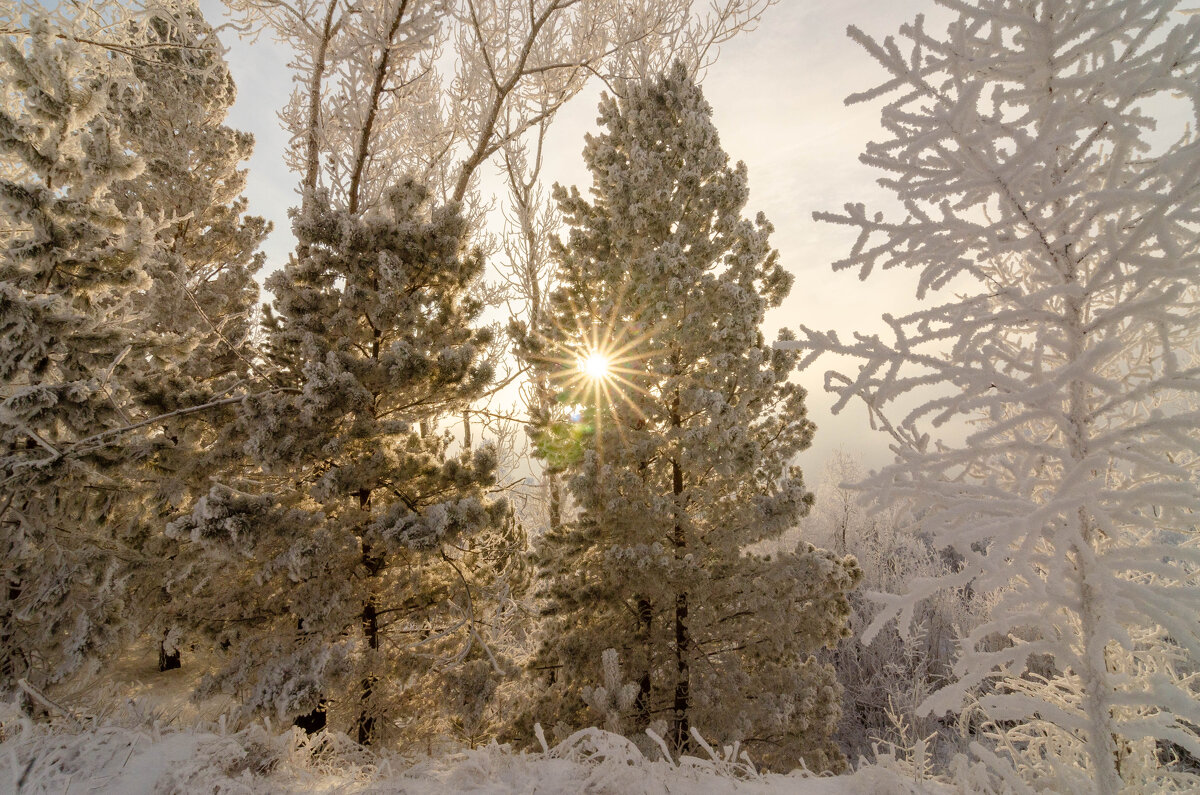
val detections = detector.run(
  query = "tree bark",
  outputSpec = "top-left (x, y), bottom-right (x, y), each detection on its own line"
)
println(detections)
top-left (1064, 282), bottom-right (1123, 794)
top-left (547, 471), bottom-right (561, 532)
top-left (346, 0), bottom-right (410, 215)
top-left (1, 574), bottom-right (23, 687)
top-left (293, 615), bottom-right (328, 734)
top-left (302, 0), bottom-right (339, 197)
top-left (294, 701), bottom-right (327, 734)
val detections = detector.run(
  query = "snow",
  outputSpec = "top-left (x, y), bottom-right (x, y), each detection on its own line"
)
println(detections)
top-left (0, 714), bottom-right (942, 794)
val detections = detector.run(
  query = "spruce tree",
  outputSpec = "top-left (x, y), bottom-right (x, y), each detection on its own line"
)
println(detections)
top-left (525, 63), bottom-right (860, 771)
top-left (168, 180), bottom-right (509, 745)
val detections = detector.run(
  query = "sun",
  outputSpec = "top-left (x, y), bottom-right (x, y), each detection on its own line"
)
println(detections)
top-left (580, 351), bottom-right (611, 380)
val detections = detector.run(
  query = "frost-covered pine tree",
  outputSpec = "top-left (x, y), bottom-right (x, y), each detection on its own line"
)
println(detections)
top-left (113, 4), bottom-right (266, 397)
top-left (168, 179), bottom-right (509, 745)
top-left (107, 2), bottom-right (268, 672)
top-left (524, 63), bottom-right (860, 771)
top-left (0, 11), bottom-right (158, 689)
top-left (792, 2), bottom-right (1200, 790)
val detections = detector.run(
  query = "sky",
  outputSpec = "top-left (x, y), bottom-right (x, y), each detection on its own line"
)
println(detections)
top-left (202, 0), bottom-right (942, 479)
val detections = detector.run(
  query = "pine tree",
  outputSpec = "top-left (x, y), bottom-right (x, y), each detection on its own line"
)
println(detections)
top-left (113, 4), bottom-right (266, 397)
top-left (0, 13), bottom-right (157, 688)
top-left (524, 63), bottom-right (860, 771)
top-left (106, 3), bottom-right (269, 673)
top-left (168, 180), bottom-right (509, 745)
top-left (792, 1), bottom-right (1200, 790)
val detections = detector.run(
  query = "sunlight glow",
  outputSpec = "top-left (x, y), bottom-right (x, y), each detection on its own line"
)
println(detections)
top-left (581, 351), bottom-right (611, 380)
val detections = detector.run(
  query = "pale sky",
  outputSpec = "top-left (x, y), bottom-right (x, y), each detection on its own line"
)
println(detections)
top-left (203, 0), bottom-right (940, 478)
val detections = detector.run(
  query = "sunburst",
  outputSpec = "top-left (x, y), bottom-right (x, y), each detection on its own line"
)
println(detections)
top-left (538, 281), bottom-right (663, 450)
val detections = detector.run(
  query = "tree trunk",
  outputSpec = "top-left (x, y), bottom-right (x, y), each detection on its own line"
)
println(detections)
top-left (301, 0), bottom-right (339, 197)
top-left (670, 451), bottom-right (690, 753)
top-left (294, 701), bottom-right (327, 734)
top-left (1064, 286), bottom-right (1123, 794)
top-left (1, 575), bottom-right (23, 687)
top-left (346, 0), bottom-right (410, 214)
top-left (157, 630), bottom-right (180, 672)
top-left (357, 487), bottom-right (383, 746)
top-left (547, 471), bottom-right (561, 532)
top-left (357, 596), bottom-right (379, 744)
top-left (636, 596), bottom-right (652, 729)
top-left (293, 613), bottom-right (328, 734)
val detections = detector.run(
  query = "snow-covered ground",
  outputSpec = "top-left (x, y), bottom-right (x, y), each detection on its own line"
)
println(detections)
top-left (0, 650), bottom-right (948, 794)
top-left (1, 701), bottom-right (941, 794)
top-left (0, 720), bottom-right (940, 794)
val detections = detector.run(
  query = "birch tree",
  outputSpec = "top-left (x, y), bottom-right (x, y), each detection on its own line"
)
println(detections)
top-left (224, 0), bottom-right (777, 210)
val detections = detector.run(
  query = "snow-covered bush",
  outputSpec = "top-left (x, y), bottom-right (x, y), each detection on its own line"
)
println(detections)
top-left (0, 701), bottom-right (946, 794)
